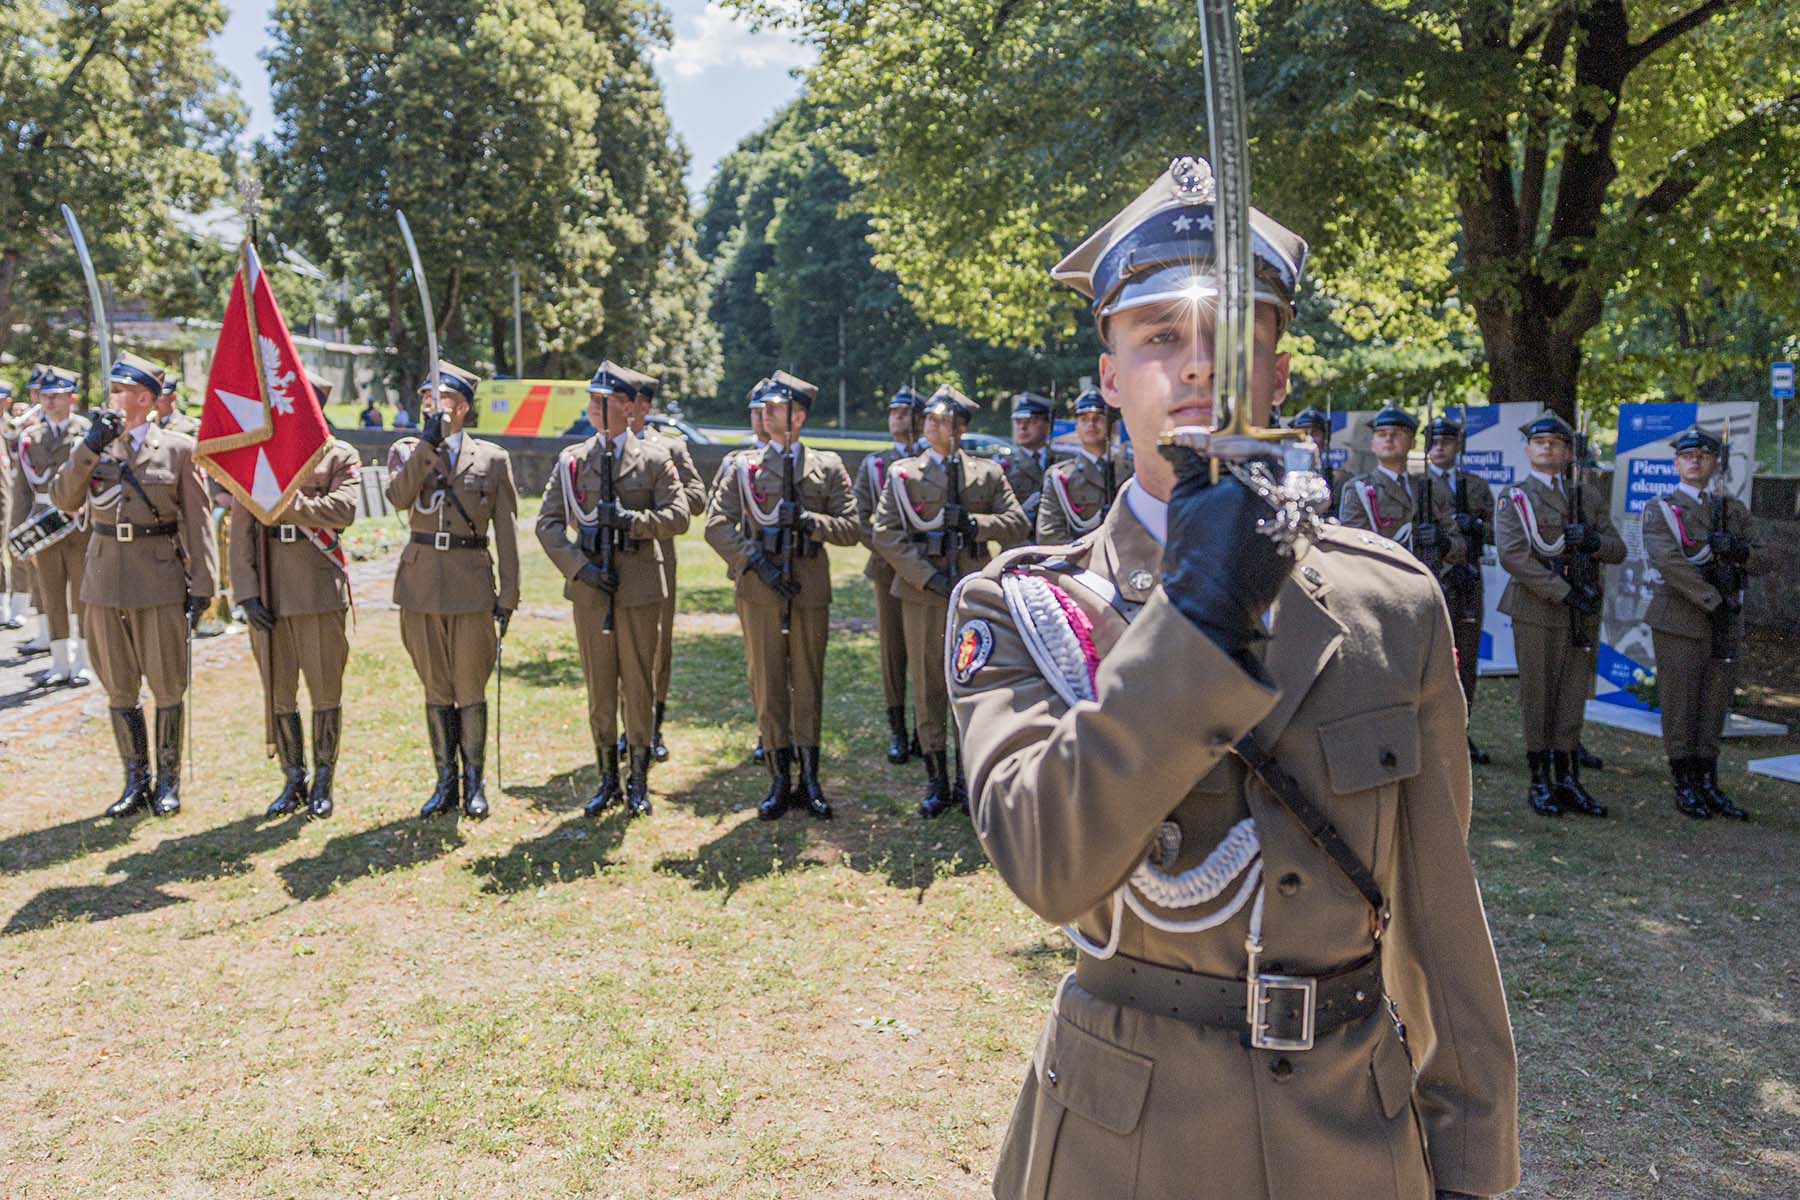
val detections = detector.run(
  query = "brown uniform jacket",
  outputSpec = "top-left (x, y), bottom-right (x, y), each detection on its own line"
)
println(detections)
top-left (1495, 471), bottom-right (1625, 629)
top-left (1001, 444), bottom-right (1058, 534)
top-left (385, 434), bottom-right (520, 615)
top-left (951, 501), bottom-right (1519, 1199)
top-left (704, 440), bottom-right (859, 610)
top-left (702, 442), bottom-right (769, 582)
top-left (159, 411), bottom-right (200, 438)
top-left (1034, 448), bottom-right (1134, 545)
top-left (1338, 467), bottom-right (1467, 565)
top-left (11, 413), bottom-right (90, 520)
top-left (870, 452), bottom-right (1029, 602)
top-left (1640, 487), bottom-right (1764, 639)
top-left (52, 424), bottom-right (218, 608)
top-left (230, 439), bottom-right (360, 616)
top-left (536, 431), bottom-right (689, 608)
top-left (644, 425), bottom-right (707, 518)
top-left (852, 444), bottom-right (913, 578)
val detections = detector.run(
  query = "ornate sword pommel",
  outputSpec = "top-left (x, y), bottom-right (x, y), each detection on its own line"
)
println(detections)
top-left (1158, 423), bottom-right (1316, 476)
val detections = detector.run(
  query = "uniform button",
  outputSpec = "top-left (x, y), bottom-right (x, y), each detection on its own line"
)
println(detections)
top-left (1046, 1067), bottom-right (1059, 1086)
top-left (1270, 1058), bottom-right (1293, 1081)
top-left (1278, 872), bottom-right (1302, 896)
top-left (1379, 749), bottom-right (1397, 768)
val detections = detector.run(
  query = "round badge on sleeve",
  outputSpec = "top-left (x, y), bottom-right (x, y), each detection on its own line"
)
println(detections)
top-left (952, 619), bottom-right (995, 684)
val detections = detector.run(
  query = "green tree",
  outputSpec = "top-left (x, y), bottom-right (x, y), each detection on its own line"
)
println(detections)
top-left (0, 0), bottom-right (242, 371)
top-left (756, 0), bottom-right (1800, 422)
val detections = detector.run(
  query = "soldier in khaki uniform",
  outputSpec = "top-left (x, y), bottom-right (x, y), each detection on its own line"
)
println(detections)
top-left (538, 363), bottom-right (689, 818)
top-left (1640, 425), bottom-right (1766, 819)
top-left (52, 352), bottom-right (218, 819)
top-left (2, 368), bottom-right (41, 637)
top-left (156, 378), bottom-right (201, 437)
top-left (1035, 388), bottom-right (1133, 544)
top-left (1422, 416), bottom-right (1497, 764)
top-left (231, 424), bottom-right (360, 820)
top-left (872, 386), bottom-right (1028, 817)
top-left (1338, 406), bottom-right (1466, 569)
top-left (8, 366), bottom-right (93, 685)
top-left (853, 386), bottom-right (926, 763)
top-left (386, 361), bottom-right (521, 821)
top-left (705, 372), bottom-right (860, 820)
top-left (623, 367), bottom-right (707, 764)
top-left (1286, 406), bottom-right (1348, 516)
top-left (953, 155), bottom-right (1518, 1200)
top-left (1495, 413), bottom-right (1625, 818)
top-left (1000, 392), bottom-right (1058, 545)
top-left (706, 380), bottom-right (774, 765)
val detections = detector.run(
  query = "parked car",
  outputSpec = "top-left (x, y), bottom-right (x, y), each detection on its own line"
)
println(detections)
top-left (960, 432), bottom-right (1014, 459)
top-left (646, 414), bottom-right (714, 444)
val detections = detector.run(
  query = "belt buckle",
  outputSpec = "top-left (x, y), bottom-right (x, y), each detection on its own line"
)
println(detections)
top-left (116, 521), bottom-right (135, 543)
top-left (277, 525), bottom-right (299, 543)
top-left (433, 531), bottom-right (452, 551)
top-left (1248, 973), bottom-right (1317, 1052)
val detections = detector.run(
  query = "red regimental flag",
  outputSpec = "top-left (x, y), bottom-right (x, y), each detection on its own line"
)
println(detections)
top-left (195, 241), bottom-right (330, 524)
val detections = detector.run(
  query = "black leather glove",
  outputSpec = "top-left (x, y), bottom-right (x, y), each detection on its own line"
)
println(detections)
top-left (493, 606), bottom-right (512, 639)
top-left (747, 550), bottom-right (800, 599)
top-left (1452, 511), bottom-right (1477, 535)
top-left (421, 410), bottom-right (447, 447)
top-left (82, 410), bottom-right (123, 453)
top-left (240, 596), bottom-right (277, 633)
top-left (185, 594), bottom-right (209, 630)
top-left (596, 500), bottom-right (635, 532)
top-left (1564, 581), bottom-right (1601, 614)
top-left (924, 571), bottom-right (954, 598)
top-left (1564, 522), bottom-right (1602, 553)
top-left (575, 562), bottom-right (618, 594)
top-left (1158, 445), bottom-right (1292, 666)
top-left (941, 503), bottom-right (978, 538)
top-left (1415, 522), bottom-right (1449, 553)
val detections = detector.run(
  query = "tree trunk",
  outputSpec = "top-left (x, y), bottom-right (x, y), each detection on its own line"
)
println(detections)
top-left (490, 312), bottom-right (510, 376)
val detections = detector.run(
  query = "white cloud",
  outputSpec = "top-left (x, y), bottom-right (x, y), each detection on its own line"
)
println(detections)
top-left (654, 2), bottom-right (815, 80)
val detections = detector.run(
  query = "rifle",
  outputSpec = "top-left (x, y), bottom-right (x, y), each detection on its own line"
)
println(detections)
top-left (595, 391), bottom-right (620, 634)
top-left (1704, 424), bottom-right (1743, 663)
top-left (779, 401), bottom-right (798, 637)
top-left (1101, 407), bottom-right (1117, 523)
top-left (1562, 412), bottom-right (1598, 651)
top-left (1415, 391), bottom-right (1442, 576)
top-left (945, 451), bottom-right (966, 582)
top-left (1448, 451), bottom-right (1483, 605)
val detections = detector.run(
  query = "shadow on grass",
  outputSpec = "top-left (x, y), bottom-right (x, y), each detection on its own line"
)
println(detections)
top-left (468, 805), bottom-right (633, 894)
top-left (3, 812), bottom-right (306, 935)
top-left (0, 811), bottom-right (139, 877)
top-left (276, 813), bottom-right (467, 902)
top-left (506, 765), bottom-right (600, 814)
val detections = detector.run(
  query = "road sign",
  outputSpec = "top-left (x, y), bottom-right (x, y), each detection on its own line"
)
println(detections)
top-left (1774, 361), bottom-right (1795, 400)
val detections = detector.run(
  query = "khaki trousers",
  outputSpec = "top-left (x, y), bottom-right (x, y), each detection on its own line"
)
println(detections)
top-left (902, 592), bottom-right (950, 753)
top-left (88, 602), bottom-right (188, 708)
top-left (737, 598), bottom-right (829, 748)
top-left (1450, 583), bottom-right (1483, 711)
top-left (1513, 621), bottom-right (1594, 753)
top-left (30, 533), bottom-right (87, 640)
top-left (871, 558), bottom-right (908, 710)
top-left (1653, 627), bottom-right (1734, 760)
top-left (654, 544), bottom-right (677, 704)
top-left (574, 589), bottom-right (660, 755)
top-left (252, 610), bottom-right (349, 714)
top-left (400, 609), bottom-right (495, 707)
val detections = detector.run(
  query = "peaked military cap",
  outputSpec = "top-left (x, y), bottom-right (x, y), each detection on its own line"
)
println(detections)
top-left (1052, 155), bottom-right (1308, 331)
top-left (756, 371), bottom-right (818, 411)
top-left (161, 376), bottom-right (180, 396)
top-left (1072, 387), bottom-right (1107, 416)
top-left (623, 365), bottom-right (660, 399)
top-left (38, 366), bottom-right (80, 394)
top-left (1669, 424), bottom-right (1722, 455)
top-left (1009, 391), bottom-right (1053, 420)
top-left (418, 359), bottom-right (479, 403)
top-left (108, 351), bottom-right (165, 393)
top-left (1519, 412), bottom-right (1574, 443)
top-left (26, 364), bottom-right (46, 388)
top-left (889, 385), bottom-right (925, 412)
top-left (746, 377), bottom-right (770, 409)
top-left (1371, 406), bottom-right (1418, 433)
top-left (924, 384), bottom-right (976, 422)
top-left (1424, 415), bottom-right (1464, 442)
top-left (586, 360), bottom-right (636, 398)
top-left (1287, 406), bottom-right (1330, 434)
top-left (306, 368), bottom-right (334, 403)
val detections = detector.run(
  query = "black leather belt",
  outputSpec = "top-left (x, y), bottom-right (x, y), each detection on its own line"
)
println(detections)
top-left (93, 521), bottom-right (178, 541)
top-left (1075, 950), bottom-right (1382, 1052)
top-left (412, 531), bottom-right (488, 551)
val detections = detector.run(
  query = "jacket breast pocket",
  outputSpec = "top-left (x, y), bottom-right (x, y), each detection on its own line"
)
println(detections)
top-left (1317, 704), bottom-right (1420, 881)
top-left (1003, 1016), bottom-right (1151, 1200)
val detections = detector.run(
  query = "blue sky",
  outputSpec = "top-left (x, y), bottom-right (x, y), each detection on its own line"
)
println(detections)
top-left (217, 0), bottom-right (814, 197)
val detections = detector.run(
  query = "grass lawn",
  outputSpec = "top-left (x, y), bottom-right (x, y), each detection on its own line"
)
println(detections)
top-left (1, 527), bottom-right (1796, 1199)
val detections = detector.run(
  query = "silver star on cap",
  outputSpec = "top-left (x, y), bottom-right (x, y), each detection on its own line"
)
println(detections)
top-left (1129, 569), bottom-right (1155, 591)
top-left (1172, 215), bottom-right (1194, 233)
top-left (1168, 156), bottom-right (1213, 202)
